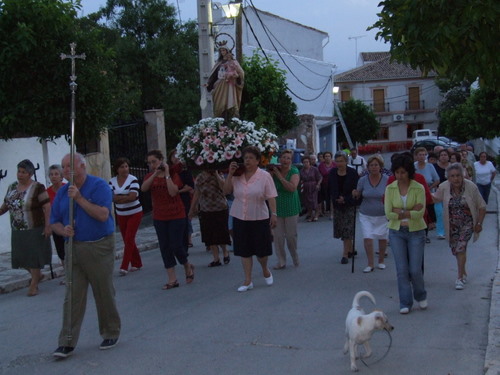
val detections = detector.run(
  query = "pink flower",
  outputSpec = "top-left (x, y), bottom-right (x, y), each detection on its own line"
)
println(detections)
top-left (206, 153), bottom-right (215, 163)
top-left (214, 138), bottom-right (221, 146)
top-left (195, 156), bottom-right (204, 166)
top-left (203, 137), bottom-right (212, 145)
top-left (234, 150), bottom-right (242, 159)
top-left (224, 150), bottom-right (235, 160)
top-left (234, 137), bottom-right (243, 146)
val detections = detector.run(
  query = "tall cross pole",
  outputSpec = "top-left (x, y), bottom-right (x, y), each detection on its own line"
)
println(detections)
top-left (60, 42), bottom-right (85, 346)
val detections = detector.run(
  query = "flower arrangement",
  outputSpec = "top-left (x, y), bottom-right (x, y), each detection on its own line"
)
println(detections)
top-left (176, 117), bottom-right (279, 169)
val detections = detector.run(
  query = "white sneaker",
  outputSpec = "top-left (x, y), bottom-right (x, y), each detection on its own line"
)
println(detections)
top-left (264, 272), bottom-right (273, 286)
top-left (419, 299), bottom-right (428, 309)
top-left (119, 269), bottom-right (128, 276)
top-left (378, 263), bottom-right (386, 270)
top-left (461, 275), bottom-right (467, 284)
top-left (237, 282), bottom-right (254, 292)
top-left (363, 266), bottom-right (374, 273)
top-left (400, 307), bottom-right (410, 314)
top-left (455, 279), bottom-right (465, 290)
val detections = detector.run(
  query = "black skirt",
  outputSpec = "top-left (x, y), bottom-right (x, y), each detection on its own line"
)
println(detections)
top-left (199, 209), bottom-right (231, 246)
top-left (233, 217), bottom-right (273, 258)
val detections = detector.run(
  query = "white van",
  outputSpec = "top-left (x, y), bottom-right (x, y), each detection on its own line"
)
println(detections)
top-left (412, 129), bottom-right (437, 144)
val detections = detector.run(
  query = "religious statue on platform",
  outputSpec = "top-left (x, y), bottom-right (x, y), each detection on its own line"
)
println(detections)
top-left (206, 38), bottom-right (245, 121)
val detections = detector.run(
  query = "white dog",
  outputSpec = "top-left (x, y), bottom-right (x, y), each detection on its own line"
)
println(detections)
top-left (344, 291), bottom-right (394, 372)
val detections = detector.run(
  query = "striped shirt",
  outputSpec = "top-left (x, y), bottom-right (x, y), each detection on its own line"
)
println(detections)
top-left (109, 174), bottom-right (142, 216)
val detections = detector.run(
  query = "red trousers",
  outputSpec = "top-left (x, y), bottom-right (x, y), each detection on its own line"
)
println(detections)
top-left (117, 211), bottom-right (143, 271)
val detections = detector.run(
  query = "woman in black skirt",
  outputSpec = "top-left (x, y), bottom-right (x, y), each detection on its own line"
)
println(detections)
top-left (223, 146), bottom-right (278, 292)
top-left (189, 170), bottom-right (231, 267)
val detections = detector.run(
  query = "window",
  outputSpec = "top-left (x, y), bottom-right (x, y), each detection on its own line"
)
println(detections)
top-left (407, 123), bottom-right (423, 138)
top-left (373, 89), bottom-right (385, 112)
top-left (340, 90), bottom-right (351, 102)
top-left (375, 126), bottom-right (389, 140)
top-left (408, 87), bottom-right (420, 110)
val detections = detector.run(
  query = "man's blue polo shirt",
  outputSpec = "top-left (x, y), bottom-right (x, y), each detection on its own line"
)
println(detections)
top-left (50, 174), bottom-right (114, 242)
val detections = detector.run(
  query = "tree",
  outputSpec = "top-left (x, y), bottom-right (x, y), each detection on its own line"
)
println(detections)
top-left (240, 52), bottom-right (298, 136)
top-left (369, 0), bottom-right (500, 90)
top-left (337, 99), bottom-right (380, 145)
top-left (97, 0), bottom-right (200, 147)
top-left (439, 88), bottom-right (500, 141)
top-left (0, 0), bottom-right (116, 141)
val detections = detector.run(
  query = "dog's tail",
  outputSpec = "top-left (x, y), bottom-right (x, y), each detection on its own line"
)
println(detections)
top-left (352, 291), bottom-right (376, 308)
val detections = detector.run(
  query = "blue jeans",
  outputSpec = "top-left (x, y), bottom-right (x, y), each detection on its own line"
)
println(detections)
top-left (154, 218), bottom-right (188, 269)
top-left (434, 202), bottom-right (444, 236)
top-left (389, 228), bottom-right (427, 309)
top-left (477, 183), bottom-right (491, 204)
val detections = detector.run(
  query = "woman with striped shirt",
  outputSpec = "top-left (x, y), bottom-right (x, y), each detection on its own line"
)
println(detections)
top-left (109, 157), bottom-right (143, 275)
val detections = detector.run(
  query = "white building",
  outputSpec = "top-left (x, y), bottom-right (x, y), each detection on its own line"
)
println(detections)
top-left (213, 6), bottom-right (336, 150)
top-left (334, 52), bottom-right (442, 147)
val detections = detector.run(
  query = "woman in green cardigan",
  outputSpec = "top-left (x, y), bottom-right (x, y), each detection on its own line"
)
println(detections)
top-left (384, 154), bottom-right (427, 314)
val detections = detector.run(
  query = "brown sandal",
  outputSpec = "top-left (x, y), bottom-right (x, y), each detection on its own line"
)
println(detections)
top-left (162, 280), bottom-right (179, 290)
top-left (186, 264), bottom-right (195, 284)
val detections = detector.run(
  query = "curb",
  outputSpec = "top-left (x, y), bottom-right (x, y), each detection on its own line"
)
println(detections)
top-left (484, 180), bottom-right (500, 375)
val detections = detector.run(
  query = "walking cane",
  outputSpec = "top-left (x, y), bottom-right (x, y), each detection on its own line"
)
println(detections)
top-left (60, 43), bottom-right (86, 347)
top-left (351, 205), bottom-right (357, 273)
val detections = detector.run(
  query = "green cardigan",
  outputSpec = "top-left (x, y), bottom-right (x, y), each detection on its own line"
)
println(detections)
top-left (384, 179), bottom-right (426, 231)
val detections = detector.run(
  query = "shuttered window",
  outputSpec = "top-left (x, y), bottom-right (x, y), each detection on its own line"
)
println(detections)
top-left (373, 89), bottom-right (385, 112)
top-left (408, 87), bottom-right (420, 110)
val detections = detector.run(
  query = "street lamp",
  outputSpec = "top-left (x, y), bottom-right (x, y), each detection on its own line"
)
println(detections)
top-left (221, 2), bottom-right (241, 18)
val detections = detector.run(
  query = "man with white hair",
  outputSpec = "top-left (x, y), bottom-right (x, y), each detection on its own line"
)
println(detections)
top-left (51, 153), bottom-right (121, 358)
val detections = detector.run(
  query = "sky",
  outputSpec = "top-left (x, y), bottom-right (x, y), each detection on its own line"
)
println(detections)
top-left (79, 0), bottom-right (390, 73)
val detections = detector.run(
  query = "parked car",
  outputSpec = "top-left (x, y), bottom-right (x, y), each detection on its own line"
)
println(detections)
top-left (412, 129), bottom-right (437, 144)
top-left (435, 136), bottom-right (459, 149)
top-left (410, 139), bottom-right (454, 154)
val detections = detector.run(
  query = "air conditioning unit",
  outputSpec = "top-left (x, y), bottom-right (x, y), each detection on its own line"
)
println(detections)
top-left (393, 114), bottom-right (404, 122)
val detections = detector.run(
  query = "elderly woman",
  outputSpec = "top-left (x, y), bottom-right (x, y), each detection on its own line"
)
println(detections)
top-left (47, 164), bottom-right (66, 272)
top-left (141, 150), bottom-right (194, 290)
top-left (299, 155), bottom-right (322, 222)
top-left (224, 146), bottom-right (277, 292)
top-left (318, 151), bottom-right (336, 218)
top-left (385, 154), bottom-right (427, 314)
top-left (352, 155), bottom-right (388, 272)
top-left (109, 157), bottom-right (143, 276)
top-left (433, 163), bottom-right (486, 290)
top-left (328, 151), bottom-right (359, 264)
top-left (189, 170), bottom-right (231, 267)
top-left (269, 149), bottom-right (301, 269)
top-left (0, 159), bottom-right (51, 296)
top-left (474, 152), bottom-right (497, 204)
top-left (206, 44), bottom-right (245, 120)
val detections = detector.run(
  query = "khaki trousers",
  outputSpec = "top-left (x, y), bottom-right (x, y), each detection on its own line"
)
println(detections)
top-left (273, 215), bottom-right (299, 267)
top-left (59, 234), bottom-right (121, 347)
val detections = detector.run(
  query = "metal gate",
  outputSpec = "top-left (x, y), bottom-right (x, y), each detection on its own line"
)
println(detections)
top-left (108, 120), bottom-right (151, 213)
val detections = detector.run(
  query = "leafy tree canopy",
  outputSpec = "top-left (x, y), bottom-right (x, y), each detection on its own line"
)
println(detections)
top-left (439, 88), bottom-right (500, 142)
top-left (97, 0), bottom-right (200, 148)
top-left (337, 99), bottom-right (380, 145)
top-left (0, 0), bottom-right (116, 141)
top-left (369, 0), bottom-right (500, 90)
top-left (240, 52), bottom-right (298, 136)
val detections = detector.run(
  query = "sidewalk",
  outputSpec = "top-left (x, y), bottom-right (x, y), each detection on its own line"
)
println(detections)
top-left (0, 215), bottom-right (200, 294)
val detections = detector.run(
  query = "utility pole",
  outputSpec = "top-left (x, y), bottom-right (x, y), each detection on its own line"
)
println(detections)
top-left (348, 35), bottom-right (366, 67)
top-left (197, 0), bottom-right (215, 118)
top-left (235, 0), bottom-right (243, 63)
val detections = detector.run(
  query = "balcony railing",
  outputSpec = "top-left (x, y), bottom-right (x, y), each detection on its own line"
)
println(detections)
top-left (370, 102), bottom-right (390, 113)
top-left (405, 100), bottom-right (425, 111)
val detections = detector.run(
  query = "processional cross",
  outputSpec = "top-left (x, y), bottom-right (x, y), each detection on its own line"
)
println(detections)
top-left (60, 43), bottom-right (85, 346)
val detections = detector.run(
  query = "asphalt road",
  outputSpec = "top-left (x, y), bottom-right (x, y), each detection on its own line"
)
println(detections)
top-left (0, 202), bottom-right (498, 375)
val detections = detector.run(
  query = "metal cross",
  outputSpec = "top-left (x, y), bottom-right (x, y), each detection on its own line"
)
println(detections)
top-left (60, 43), bottom-right (86, 96)
top-left (59, 42), bottom-right (86, 347)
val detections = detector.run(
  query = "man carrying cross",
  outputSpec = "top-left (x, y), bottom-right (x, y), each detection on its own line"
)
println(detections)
top-left (51, 153), bottom-right (121, 358)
